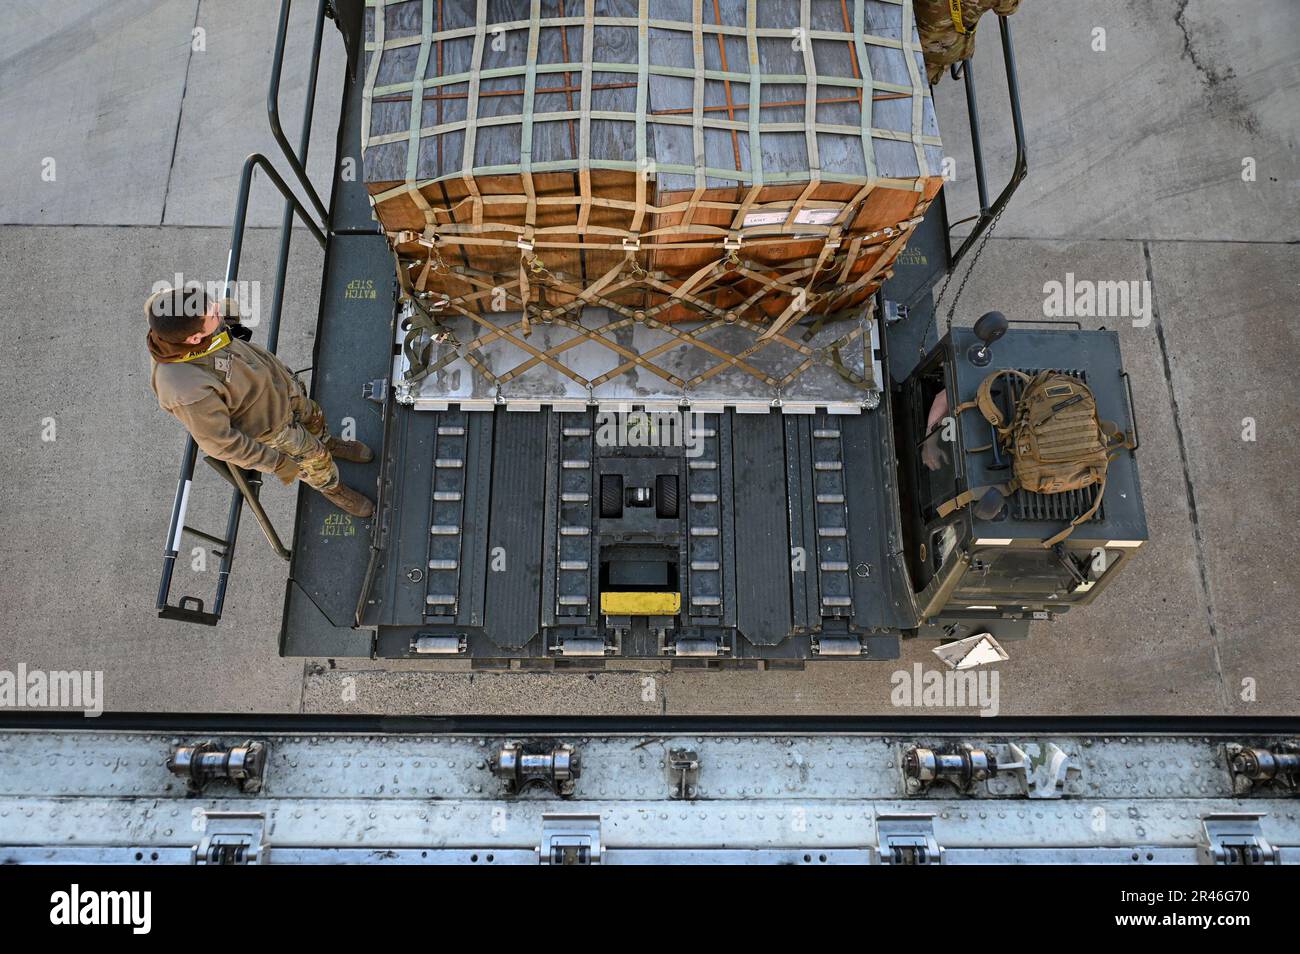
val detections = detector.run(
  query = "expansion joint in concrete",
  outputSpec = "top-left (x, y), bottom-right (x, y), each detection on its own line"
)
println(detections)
top-left (1144, 239), bottom-right (1230, 712)
top-left (160, 1), bottom-right (203, 226)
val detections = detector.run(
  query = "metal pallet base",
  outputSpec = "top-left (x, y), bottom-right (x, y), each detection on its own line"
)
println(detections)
top-left (392, 304), bottom-right (883, 414)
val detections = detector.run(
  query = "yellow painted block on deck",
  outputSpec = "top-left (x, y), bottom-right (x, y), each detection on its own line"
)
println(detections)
top-left (599, 592), bottom-right (681, 616)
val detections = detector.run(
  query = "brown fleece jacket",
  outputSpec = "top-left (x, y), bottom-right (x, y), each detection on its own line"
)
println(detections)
top-left (148, 329), bottom-right (301, 479)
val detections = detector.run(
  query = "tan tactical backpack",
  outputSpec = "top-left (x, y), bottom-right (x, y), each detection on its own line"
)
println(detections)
top-left (944, 369), bottom-right (1130, 547)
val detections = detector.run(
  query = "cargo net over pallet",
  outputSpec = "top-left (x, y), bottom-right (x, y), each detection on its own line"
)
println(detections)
top-left (362, 0), bottom-right (944, 410)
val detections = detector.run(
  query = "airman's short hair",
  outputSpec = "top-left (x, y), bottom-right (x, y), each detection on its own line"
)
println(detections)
top-left (145, 285), bottom-right (211, 343)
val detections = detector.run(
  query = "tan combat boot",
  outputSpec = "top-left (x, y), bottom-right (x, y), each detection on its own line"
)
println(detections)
top-left (326, 437), bottom-right (374, 463)
top-left (320, 483), bottom-right (375, 518)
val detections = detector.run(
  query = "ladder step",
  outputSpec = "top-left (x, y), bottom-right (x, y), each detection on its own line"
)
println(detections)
top-left (428, 559), bottom-right (459, 570)
top-left (813, 429), bottom-right (841, 439)
top-left (690, 526), bottom-right (719, 537)
top-left (688, 460), bottom-right (718, 470)
top-left (817, 527), bottom-right (847, 537)
top-left (559, 560), bottom-right (589, 571)
top-left (558, 595), bottom-right (589, 606)
top-left (425, 594), bottom-right (457, 605)
top-left (437, 426), bottom-right (466, 436)
top-left (561, 460), bottom-right (590, 469)
top-left (691, 560), bottom-right (720, 571)
top-left (562, 427), bottom-right (592, 437)
top-left (430, 525), bottom-right (461, 535)
top-left (691, 596), bottom-right (722, 607)
top-left (814, 461), bottom-right (842, 471)
top-left (821, 596), bottom-right (853, 607)
top-left (561, 492), bottom-right (590, 503)
top-left (689, 493), bottom-right (719, 503)
top-left (560, 526), bottom-right (590, 536)
top-left (820, 561), bottom-right (850, 572)
top-left (817, 494), bottom-right (845, 504)
top-left (434, 458), bottom-right (464, 468)
top-left (433, 491), bottom-right (463, 501)
top-left (697, 428), bottom-right (717, 438)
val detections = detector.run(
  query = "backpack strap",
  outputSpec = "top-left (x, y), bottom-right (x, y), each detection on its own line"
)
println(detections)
top-left (1100, 419), bottom-right (1135, 456)
top-left (936, 481), bottom-right (1016, 519)
top-left (1040, 471), bottom-right (1106, 548)
top-left (954, 369), bottom-right (1031, 430)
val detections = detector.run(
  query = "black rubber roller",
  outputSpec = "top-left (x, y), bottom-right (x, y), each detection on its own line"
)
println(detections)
top-left (656, 474), bottom-right (679, 519)
top-left (600, 474), bottom-right (624, 519)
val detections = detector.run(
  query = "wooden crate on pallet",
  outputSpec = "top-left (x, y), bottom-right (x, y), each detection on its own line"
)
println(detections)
top-left (362, 0), bottom-right (944, 335)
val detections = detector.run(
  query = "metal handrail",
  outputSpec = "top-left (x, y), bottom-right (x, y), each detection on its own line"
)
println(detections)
top-left (268, 0), bottom-right (331, 236)
top-left (156, 1), bottom-right (332, 626)
top-left (949, 16), bottom-right (1028, 267)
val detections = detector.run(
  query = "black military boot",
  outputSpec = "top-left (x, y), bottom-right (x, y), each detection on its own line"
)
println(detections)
top-left (326, 437), bottom-right (374, 463)
top-left (320, 483), bottom-right (374, 518)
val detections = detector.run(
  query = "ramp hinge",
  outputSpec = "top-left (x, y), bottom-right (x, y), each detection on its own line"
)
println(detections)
top-left (192, 811), bottom-right (267, 865)
top-left (876, 814), bottom-right (943, 865)
top-left (1200, 814), bottom-right (1278, 865)
top-left (538, 814), bottom-right (602, 865)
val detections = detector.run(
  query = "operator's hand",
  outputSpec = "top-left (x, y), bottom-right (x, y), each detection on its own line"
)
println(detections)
top-left (920, 432), bottom-right (948, 472)
top-left (212, 297), bottom-right (253, 340)
top-left (274, 455), bottom-right (302, 485)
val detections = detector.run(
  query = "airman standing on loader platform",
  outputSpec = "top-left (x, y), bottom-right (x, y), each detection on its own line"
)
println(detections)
top-left (145, 284), bottom-right (375, 518)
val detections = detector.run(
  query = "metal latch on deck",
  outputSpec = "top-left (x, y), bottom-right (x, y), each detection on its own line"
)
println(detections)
top-left (1200, 813), bottom-right (1278, 865)
top-left (903, 745), bottom-right (996, 796)
top-left (167, 740), bottom-right (267, 794)
top-left (902, 741), bottom-right (1081, 799)
top-left (492, 741), bottom-right (581, 797)
top-left (668, 749), bottom-right (701, 799)
top-left (1225, 742), bottom-right (1299, 794)
top-left (876, 814), bottom-right (943, 865)
top-left (192, 811), bottom-right (267, 865)
top-left (882, 299), bottom-right (908, 324)
top-left (538, 814), bottom-right (602, 865)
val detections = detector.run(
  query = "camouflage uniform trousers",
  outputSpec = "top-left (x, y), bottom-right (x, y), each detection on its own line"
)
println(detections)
top-left (916, 0), bottom-right (1022, 84)
top-left (263, 386), bottom-right (340, 491)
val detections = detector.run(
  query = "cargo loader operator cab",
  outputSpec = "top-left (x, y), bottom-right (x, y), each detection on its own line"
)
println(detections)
top-left (893, 315), bottom-right (1147, 644)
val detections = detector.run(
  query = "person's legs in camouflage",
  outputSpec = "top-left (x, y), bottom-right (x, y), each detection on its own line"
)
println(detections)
top-left (265, 416), bottom-right (340, 491)
top-left (267, 392), bottom-right (373, 517)
top-left (292, 388), bottom-right (373, 464)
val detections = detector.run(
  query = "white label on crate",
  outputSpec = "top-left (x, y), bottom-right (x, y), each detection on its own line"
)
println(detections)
top-left (742, 208), bottom-right (841, 228)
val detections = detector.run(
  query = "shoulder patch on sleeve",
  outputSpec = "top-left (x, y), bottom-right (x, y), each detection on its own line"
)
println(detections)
top-left (156, 363), bottom-right (221, 409)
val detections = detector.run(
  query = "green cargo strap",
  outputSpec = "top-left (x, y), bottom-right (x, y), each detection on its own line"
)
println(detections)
top-left (828, 342), bottom-right (869, 390)
top-left (401, 296), bottom-right (459, 384)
